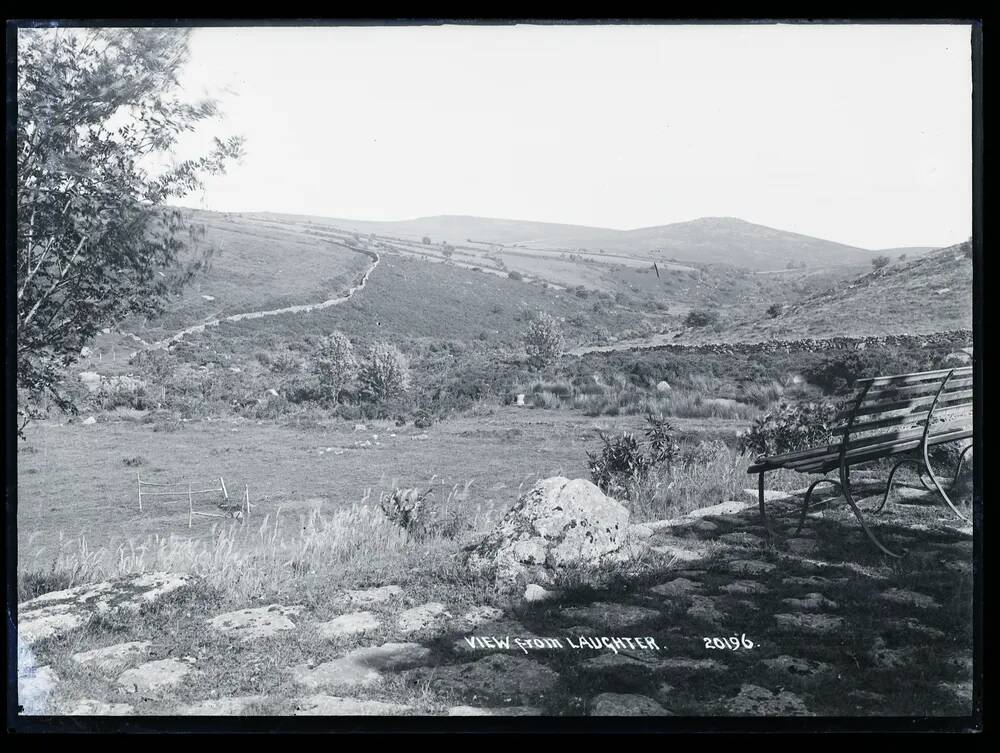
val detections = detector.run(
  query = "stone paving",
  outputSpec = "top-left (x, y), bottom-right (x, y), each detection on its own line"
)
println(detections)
top-left (17, 482), bottom-right (974, 718)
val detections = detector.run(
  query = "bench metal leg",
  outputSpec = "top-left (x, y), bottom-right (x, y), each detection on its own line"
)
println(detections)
top-left (951, 444), bottom-right (974, 489)
top-left (840, 465), bottom-right (906, 559)
top-left (874, 457), bottom-right (925, 514)
top-left (794, 477), bottom-right (843, 536)
top-left (922, 443), bottom-right (969, 523)
top-left (758, 472), bottom-right (776, 543)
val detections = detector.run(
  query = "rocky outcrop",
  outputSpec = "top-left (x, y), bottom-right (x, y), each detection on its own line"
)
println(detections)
top-left (465, 477), bottom-right (634, 591)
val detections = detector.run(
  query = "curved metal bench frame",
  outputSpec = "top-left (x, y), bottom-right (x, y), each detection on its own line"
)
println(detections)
top-left (756, 367), bottom-right (972, 559)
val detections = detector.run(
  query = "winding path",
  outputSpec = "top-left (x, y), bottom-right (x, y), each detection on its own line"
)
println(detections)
top-left (126, 242), bottom-right (381, 352)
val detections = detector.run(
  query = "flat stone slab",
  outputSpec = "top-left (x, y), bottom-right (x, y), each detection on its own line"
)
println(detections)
top-left (397, 602), bottom-right (452, 636)
top-left (59, 699), bottom-right (135, 715)
top-left (424, 654), bottom-right (560, 700)
top-left (650, 578), bottom-right (702, 597)
top-left (879, 588), bottom-right (941, 609)
top-left (727, 684), bottom-right (810, 715)
top-left (762, 655), bottom-right (834, 677)
top-left (292, 642), bottom-right (431, 689)
top-left (118, 658), bottom-right (195, 694)
top-left (447, 705), bottom-right (544, 716)
top-left (72, 641), bottom-right (151, 673)
top-left (782, 593), bottom-right (839, 611)
top-left (292, 695), bottom-right (412, 715)
top-left (175, 696), bottom-right (267, 715)
top-left (582, 653), bottom-right (662, 675)
top-left (887, 617), bottom-right (946, 640)
top-left (19, 572), bottom-right (191, 645)
top-left (691, 499), bottom-right (755, 518)
top-left (727, 559), bottom-right (777, 576)
top-left (743, 489), bottom-right (795, 503)
top-left (686, 595), bottom-right (726, 623)
top-left (718, 532), bottom-right (765, 548)
top-left (560, 602), bottom-right (661, 630)
top-left (782, 576), bottom-right (836, 588)
top-left (590, 692), bottom-right (669, 716)
top-left (207, 604), bottom-right (303, 640)
top-left (719, 580), bottom-right (769, 595)
top-left (317, 611), bottom-right (381, 639)
top-left (342, 585), bottom-right (403, 606)
top-left (457, 606), bottom-right (505, 629)
top-left (659, 657), bottom-right (725, 673)
top-left (774, 613), bottom-right (844, 633)
top-left (650, 542), bottom-right (710, 563)
top-left (785, 538), bottom-right (820, 556)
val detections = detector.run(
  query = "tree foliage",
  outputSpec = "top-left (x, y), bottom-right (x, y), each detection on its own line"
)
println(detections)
top-left (359, 342), bottom-right (412, 402)
top-left (311, 330), bottom-right (357, 403)
top-left (524, 311), bottom-right (564, 369)
top-left (16, 28), bottom-right (243, 433)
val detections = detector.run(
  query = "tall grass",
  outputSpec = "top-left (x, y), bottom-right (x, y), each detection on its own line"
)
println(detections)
top-left (19, 502), bottom-right (480, 604)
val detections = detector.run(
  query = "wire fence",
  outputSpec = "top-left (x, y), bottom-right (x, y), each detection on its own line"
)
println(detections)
top-left (136, 473), bottom-right (251, 527)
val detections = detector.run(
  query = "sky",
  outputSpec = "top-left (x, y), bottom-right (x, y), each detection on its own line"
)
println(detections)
top-left (172, 23), bottom-right (973, 250)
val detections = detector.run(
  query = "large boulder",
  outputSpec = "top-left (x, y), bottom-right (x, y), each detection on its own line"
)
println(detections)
top-left (465, 477), bottom-right (631, 591)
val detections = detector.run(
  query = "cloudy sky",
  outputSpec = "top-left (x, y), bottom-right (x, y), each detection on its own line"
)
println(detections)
top-left (174, 23), bottom-right (973, 250)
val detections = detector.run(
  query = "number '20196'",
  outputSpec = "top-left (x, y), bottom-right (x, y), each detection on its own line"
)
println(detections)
top-left (704, 634), bottom-right (754, 650)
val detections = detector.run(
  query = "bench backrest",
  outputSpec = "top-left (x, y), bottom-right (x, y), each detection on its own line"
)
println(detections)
top-left (832, 366), bottom-right (973, 453)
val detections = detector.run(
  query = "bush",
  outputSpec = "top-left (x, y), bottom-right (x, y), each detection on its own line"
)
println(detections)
top-left (684, 309), bottom-right (720, 328)
top-left (766, 303), bottom-right (784, 319)
top-left (359, 342), bottom-right (411, 402)
top-left (507, 270), bottom-right (523, 281)
top-left (587, 413), bottom-right (679, 500)
top-left (311, 331), bottom-right (357, 402)
top-left (737, 401), bottom-right (837, 458)
top-left (871, 255), bottom-right (891, 270)
top-left (422, 236), bottom-right (431, 245)
top-left (802, 350), bottom-right (923, 395)
top-left (413, 409), bottom-right (433, 430)
top-left (524, 312), bottom-right (565, 370)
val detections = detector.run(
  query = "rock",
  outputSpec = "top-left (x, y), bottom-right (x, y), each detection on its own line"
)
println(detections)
top-left (629, 524), bottom-right (654, 540)
top-left (19, 572), bottom-right (191, 646)
top-left (582, 653), bottom-right (661, 677)
top-left (650, 577), bottom-right (702, 597)
top-left (869, 637), bottom-right (914, 670)
top-left (72, 641), bottom-right (151, 672)
top-left (688, 499), bottom-right (753, 518)
top-left (82, 416), bottom-right (97, 425)
top-left (80, 346), bottom-right (93, 357)
top-left (397, 602), bottom-right (452, 636)
top-left (727, 559), bottom-right (776, 576)
top-left (292, 642), bottom-right (431, 690)
top-left (743, 489), bottom-right (794, 503)
top-left (590, 693), bottom-right (669, 716)
top-left (448, 705), bottom-right (544, 716)
top-left (317, 611), bottom-right (382, 639)
top-left (560, 602), bottom-right (660, 630)
top-left (887, 617), bottom-right (946, 640)
top-left (686, 595), bottom-right (726, 623)
top-left (524, 584), bottom-right (558, 603)
top-left (457, 606), bottom-right (505, 629)
top-left (774, 613), bottom-right (844, 633)
top-left (656, 380), bottom-right (671, 393)
top-left (762, 655), bottom-right (834, 677)
top-left (782, 593), bottom-right (839, 611)
top-left (353, 424), bottom-right (367, 432)
top-left (118, 658), bottom-right (194, 694)
top-left (718, 531), bottom-right (765, 547)
top-left (424, 654), bottom-right (560, 700)
top-left (201, 294), bottom-right (216, 301)
top-left (293, 695), bottom-right (412, 715)
top-left (650, 541), bottom-right (709, 563)
top-left (342, 584), bottom-right (402, 606)
top-left (207, 604), bottom-right (303, 640)
top-left (879, 588), bottom-right (940, 609)
top-left (516, 394), bottom-right (526, 406)
top-left (17, 640), bottom-right (58, 715)
top-left (785, 538), bottom-right (820, 556)
top-left (781, 576), bottom-right (834, 588)
top-left (59, 699), bottom-right (134, 715)
top-left (175, 696), bottom-right (267, 715)
top-left (727, 684), bottom-right (810, 715)
top-left (659, 657), bottom-right (725, 672)
top-left (720, 580), bottom-right (769, 595)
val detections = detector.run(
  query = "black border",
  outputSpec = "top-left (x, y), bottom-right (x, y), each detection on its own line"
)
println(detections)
top-left (4, 16), bottom-right (985, 735)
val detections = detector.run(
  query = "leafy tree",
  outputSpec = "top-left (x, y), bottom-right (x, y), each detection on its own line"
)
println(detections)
top-left (359, 342), bottom-right (411, 401)
top-left (311, 331), bottom-right (357, 403)
top-left (422, 236), bottom-right (431, 245)
top-left (871, 255), bottom-right (891, 270)
top-left (16, 28), bottom-right (243, 434)
top-left (524, 312), bottom-right (564, 370)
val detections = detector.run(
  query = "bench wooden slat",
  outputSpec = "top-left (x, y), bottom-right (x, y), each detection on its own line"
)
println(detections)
top-left (835, 390), bottom-right (973, 421)
top-left (862, 377), bottom-right (973, 401)
top-left (788, 428), bottom-right (973, 474)
top-left (832, 399), bottom-right (973, 435)
top-left (855, 367), bottom-right (971, 386)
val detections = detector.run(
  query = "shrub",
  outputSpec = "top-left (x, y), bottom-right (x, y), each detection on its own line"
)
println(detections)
top-left (766, 303), bottom-right (784, 318)
top-left (524, 312), bottom-right (565, 370)
top-left (684, 309), bottom-right (720, 328)
top-left (871, 255), bottom-right (891, 270)
top-left (802, 350), bottom-right (924, 395)
top-left (413, 409), bottom-right (433, 430)
top-left (359, 342), bottom-right (411, 402)
top-left (737, 401), bottom-right (837, 458)
top-left (422, 236), bottom-right (431, 245)
top-left (311, 331), bottom-right (357, 402)
top-left (378, 487), bottom-right (431, 535)
top-left (507, 270), bottom-right (523, 281)
top-left (587, 413), bottom-right (679, 500)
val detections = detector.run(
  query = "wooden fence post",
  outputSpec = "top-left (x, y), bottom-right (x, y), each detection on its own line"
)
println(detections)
top-left (137, 472), bottom-right (142, 511)
top-left (188, 484), bottom-right (193, 528)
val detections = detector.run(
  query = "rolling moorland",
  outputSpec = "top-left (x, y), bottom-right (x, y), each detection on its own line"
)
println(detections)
top-left (16, 210), bottom-right (974, 718)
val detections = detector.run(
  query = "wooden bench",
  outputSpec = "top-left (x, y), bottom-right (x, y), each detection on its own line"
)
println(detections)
top-left (748, 366), bottom-right (973, 558)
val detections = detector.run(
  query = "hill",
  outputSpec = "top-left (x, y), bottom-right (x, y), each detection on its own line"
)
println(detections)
top-left (248, 212), bottom-right (916, 270)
